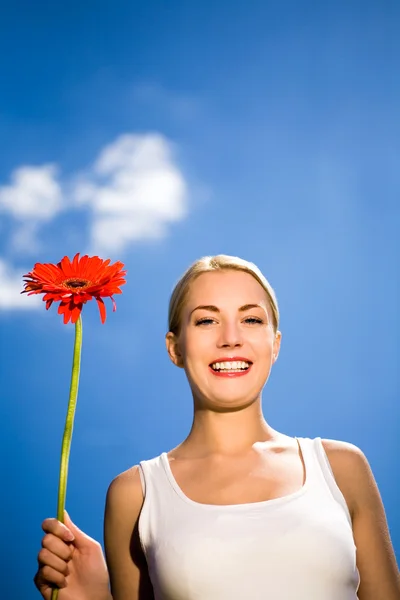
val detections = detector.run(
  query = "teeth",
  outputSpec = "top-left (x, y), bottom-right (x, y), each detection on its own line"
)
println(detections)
top-left (211, 361), bottom-right (250, 371)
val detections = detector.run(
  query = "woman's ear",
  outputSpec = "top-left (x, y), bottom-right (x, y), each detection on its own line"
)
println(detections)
top-left (272, 330), bottom-right (282, 363)
top-left (165, 332), bottom-right (184, 368)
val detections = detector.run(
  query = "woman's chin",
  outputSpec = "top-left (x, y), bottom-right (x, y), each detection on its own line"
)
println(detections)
top-left (203, 394), bottom-right (260, 412)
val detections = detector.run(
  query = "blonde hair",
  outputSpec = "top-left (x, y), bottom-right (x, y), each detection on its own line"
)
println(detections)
top-left (168, 255), bottom-right (279, 335)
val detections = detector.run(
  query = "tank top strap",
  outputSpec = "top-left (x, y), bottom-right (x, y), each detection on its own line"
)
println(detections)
top-left (295, 436), bottom-right (321, 487)
top-left (297, 436), bottom-right (352, 526)
top-left (139, 454), bottom-right (171, 498)
top-left (138, 454), bottom-right (178, 559)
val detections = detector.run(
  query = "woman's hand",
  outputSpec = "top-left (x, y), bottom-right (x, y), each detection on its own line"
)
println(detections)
top-left (34, 511), bottom-right (111, 600)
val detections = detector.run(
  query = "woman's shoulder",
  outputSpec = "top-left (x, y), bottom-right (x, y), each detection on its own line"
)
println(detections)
top-left (106, 465), bottom-right (144, 517)
top-left (320, 438), bottom-right (372, 518)
top-left (104, 466), bottom-right (153, 596)
top-left (320, 437), bottom-right (368, 475)
top-left (106, 450), bottom-right (166, 504)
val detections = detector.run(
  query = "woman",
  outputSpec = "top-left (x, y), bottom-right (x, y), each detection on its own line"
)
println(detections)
top-left (34, 255), bottom-right (399, 600)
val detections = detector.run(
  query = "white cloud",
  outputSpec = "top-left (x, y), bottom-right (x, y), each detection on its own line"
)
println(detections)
top-left (1, 134), bottom-right (188, 256)
top-left (0, 131), bottom-right (190, 311)
top-left (73, 133), bottom-right (188, 253)
top-left (0, 259), bottom-right (41, 310)
top-left (0, 164), bottom-right (62, 221)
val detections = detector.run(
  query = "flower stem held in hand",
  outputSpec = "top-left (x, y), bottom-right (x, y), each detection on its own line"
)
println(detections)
top-left (22, 254), bottom-right (126, 598)
top-left (51, 315), bottom-right (82, 600)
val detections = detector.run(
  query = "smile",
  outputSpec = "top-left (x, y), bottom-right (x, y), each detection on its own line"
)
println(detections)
top-left (209, 359), bottom-right (252, 378)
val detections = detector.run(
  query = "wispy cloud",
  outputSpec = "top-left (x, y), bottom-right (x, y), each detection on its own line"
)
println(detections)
top-left (0, 258), bottom-right (40, 310)
top-left (132, 83), bottom-right (202, 121)
top-left (0, 164), bottom-right (63, 253)
top-left (0, 164), bottom-right (62, 220)
top-left (0, 131), bottom-right (191, 311)
top-left (73, 133), bottom-right (188, 253)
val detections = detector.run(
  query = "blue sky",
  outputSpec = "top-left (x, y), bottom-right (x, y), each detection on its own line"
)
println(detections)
top-left (1, 1), bottom-right (399, 597)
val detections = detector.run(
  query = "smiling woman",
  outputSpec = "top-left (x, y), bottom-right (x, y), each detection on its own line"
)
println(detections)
top-left (168, 255), bottom-right (280, 336)
top-left (34, 255), bottom-right (400, 600)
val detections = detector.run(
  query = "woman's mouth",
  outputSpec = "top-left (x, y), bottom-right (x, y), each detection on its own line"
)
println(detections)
top-left (209, 360), bottom-right (252, 378)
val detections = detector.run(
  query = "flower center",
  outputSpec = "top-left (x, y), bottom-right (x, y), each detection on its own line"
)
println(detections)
top-left (63, 278), bottom-right (90, 289)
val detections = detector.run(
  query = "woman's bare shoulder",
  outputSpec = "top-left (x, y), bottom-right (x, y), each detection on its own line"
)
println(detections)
top-left (321, 438), bottom-right (367, 473)
top-left (105, 466), bottom-right (154, 599)
top-left (106, 465), bottom-right (144, 511)
top-left (320, 438), bottom-right (371, 516)
top-left (322, 439), bottom-right (400, 597)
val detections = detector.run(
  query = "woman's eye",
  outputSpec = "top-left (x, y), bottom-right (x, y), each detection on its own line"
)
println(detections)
top-left (195, 318), bottom-right (215, 326)
top-left (195, 317), bottom-right (263, 326)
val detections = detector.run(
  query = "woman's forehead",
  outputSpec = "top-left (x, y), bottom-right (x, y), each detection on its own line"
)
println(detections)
top-left (186, 271), bottom-right (269, 306)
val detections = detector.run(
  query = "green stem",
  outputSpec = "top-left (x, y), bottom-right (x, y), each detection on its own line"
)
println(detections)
top-left (51, 315), bottom-right (82, 600)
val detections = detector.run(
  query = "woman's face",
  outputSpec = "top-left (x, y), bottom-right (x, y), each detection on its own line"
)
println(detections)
top-left (166, 270), bottom-right (281, 411)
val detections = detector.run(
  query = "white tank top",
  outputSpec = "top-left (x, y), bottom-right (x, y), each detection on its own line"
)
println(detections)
top-left (138, 437), bottom-right (360, 599)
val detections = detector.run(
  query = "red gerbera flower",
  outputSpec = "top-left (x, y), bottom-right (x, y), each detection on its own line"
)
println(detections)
top-left (21, 253), bottom-right (126, 324)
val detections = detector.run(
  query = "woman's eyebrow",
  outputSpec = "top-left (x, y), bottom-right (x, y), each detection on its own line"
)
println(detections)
top-left (238, 303), bottom-right (264, 312)
top-left (190, 304), bottom-right (219, 316)
top-left (190, 303), bottom-right (264, 316)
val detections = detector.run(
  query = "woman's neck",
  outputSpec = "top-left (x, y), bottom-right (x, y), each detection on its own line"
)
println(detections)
top-left (179, 401), bottom-right (280, 458)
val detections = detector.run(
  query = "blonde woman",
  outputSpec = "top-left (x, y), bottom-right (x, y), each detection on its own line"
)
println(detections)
top-left (34, 255), bottom-right (400, 600)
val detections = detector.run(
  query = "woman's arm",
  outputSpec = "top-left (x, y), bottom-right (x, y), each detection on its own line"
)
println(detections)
top-left (104, 466), bottom-right (155, 600)
top-left (322, 439), bottom-right (400, 600)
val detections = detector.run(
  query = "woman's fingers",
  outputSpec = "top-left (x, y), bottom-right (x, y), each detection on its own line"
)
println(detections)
top-left (34, 516), bottom-right (83, 598)
top-left (41, 532), bottom-right (74, 561)
top-left (42, 517), bottom-right (75, 543)
top-left (36, 564), bottom-right (68, 589)
top-left (37, 547), bottom-right (70, 576)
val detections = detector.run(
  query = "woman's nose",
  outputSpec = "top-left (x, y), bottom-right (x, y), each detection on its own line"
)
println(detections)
top-left (216, 322), bottom-right (243, 348)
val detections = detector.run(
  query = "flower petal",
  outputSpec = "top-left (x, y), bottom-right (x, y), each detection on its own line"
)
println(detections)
top-left (71, 304), bottom-right (83, 324)
top-left (72, 253), bottom-right (81, 271)
top-left (95, 296), bottom-right (107, 324)
top-left (59, 256), bottom-right (74, 277)
top-left (78, 254), bottom-right (90, 278)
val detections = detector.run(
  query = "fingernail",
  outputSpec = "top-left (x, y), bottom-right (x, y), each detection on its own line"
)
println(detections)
top-left (65, 530), bottom-right (75, 541)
